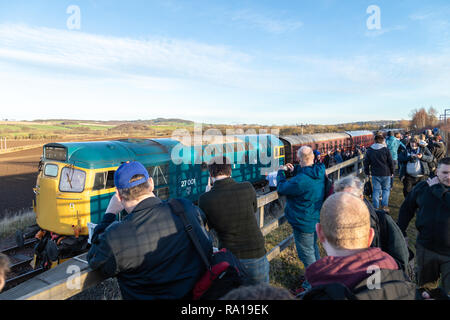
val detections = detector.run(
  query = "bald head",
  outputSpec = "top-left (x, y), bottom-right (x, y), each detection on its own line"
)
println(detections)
top-left (319, 192), bottom-right (372, 250)
top-left (297, 146), bottom-right (314, 167)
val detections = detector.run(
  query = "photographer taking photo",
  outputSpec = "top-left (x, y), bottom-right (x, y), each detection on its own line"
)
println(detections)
top-left (398, 138), bottom-right (433, 198)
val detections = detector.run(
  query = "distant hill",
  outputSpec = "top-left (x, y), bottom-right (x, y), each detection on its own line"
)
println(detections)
top-left (336, 120), bottom-right (401, 127)
top-left (28, 118), bottom-right (195, 126)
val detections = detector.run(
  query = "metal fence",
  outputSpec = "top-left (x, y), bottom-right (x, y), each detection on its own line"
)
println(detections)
top-left (0, 155), bottom-right (365, 300)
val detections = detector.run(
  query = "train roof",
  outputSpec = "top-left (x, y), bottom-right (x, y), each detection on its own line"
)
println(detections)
top-left (44, 139), bottom-right (175, 169)
top-left (281, 133), bottom-right (349, 145)
top-left (43, 134), bottom-right (283, 169)
top-left (378, 128), bottom-right (404, 132)
top-left (345, 130), bottom-right (374, 137)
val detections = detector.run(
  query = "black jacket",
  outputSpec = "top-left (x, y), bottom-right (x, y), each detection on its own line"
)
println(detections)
top-left (398, 181), bottom-right (450, 256)
top-left (198, 178), bottom-right (266, 259)
top-left (364, 199), bottom-right (409, 272)
top-left (302, 269), bottom-right (416, 300)
top-left (432, 141), bottom-right (447, 163)
top-left (87, 197), bottom-right (212, 300)
top-left (364, 143), bottom-right (394, 177)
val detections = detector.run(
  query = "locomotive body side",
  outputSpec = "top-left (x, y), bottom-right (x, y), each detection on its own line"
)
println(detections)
top-left (34, 135), bottom-right (285, 237)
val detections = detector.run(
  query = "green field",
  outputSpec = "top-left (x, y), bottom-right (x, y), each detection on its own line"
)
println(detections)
top-left (0, 120), bottom-right (194, 139)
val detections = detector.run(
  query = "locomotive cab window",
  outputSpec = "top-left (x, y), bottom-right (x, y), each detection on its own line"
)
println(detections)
top-left (44, 146), bottom-right (67, 161)
top-left (44, 164), bottom-right (59, 177)
top-left (59, 167), bottom-right (86, 193)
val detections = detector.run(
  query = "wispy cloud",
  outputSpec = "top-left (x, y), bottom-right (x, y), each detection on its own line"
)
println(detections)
top-left (231, 9), bottom-right (303, 34)
top-left (365, 25), bottom-right (406, 37)
top-left (409, 12), bottom-right (434, 21)
top-left (1, 21), bottom-right (450, 124)
top-left (0, 24), bottom-right (253, 87)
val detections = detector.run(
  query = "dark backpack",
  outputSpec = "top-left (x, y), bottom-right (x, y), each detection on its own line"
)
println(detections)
top-left (369, 208), bottom-right (388, 249)
top-left (168, 199), bottom-right (248, 300)
top-left (324, 175), bottom-right (333, 200)
top-left (364, 178), bottom-right (373, 198)
top-left (303, 269), bottom-right (416, 300)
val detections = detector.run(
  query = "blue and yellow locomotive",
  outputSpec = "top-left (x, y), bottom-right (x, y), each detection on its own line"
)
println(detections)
top-left (32, 134), bottom-right (285, 267)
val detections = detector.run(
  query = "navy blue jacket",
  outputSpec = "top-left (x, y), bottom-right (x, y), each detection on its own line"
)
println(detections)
top-left (364, 143), bottom-right (394, 177)
top-left (277, 163), bottom-right (326, 233)
top-left (87, 197), bottom-right (212, 300)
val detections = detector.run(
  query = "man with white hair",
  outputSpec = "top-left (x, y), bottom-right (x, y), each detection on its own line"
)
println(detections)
top-left (277, 146), bottom-right (326, 292)
top-left (334, 176), bottom-right (409, 273)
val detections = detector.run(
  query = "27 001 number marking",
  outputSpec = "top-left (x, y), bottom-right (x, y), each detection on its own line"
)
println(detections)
top-left (180, 179), bottom-right (196, 187)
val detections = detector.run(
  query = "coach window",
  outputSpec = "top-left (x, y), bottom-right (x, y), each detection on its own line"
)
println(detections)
top-left (147, 164), bottom-right (169, 187)
top-left (147, 164), bottom-right (170, 200)
top-left (93, 171), bottom-right (115, 190)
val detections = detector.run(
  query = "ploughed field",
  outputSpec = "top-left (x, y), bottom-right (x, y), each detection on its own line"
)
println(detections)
top-left (0, 147), bottom-right (41, 217)
top-left (0, 140), bottom-right (49, 149)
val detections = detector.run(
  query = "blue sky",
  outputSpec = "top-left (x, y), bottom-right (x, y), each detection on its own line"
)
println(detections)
top-left (0, 0), bottom-right (449, 125)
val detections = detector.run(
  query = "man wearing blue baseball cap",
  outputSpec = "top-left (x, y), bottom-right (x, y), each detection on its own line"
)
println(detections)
top-left (87, 161), bottom-right (212, 300)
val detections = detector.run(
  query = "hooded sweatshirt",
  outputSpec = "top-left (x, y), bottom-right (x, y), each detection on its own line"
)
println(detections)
top-left (277, 163), bottom-right (326, 233)
top-left (305, 247), bottom-right (398, 290)
top-left (386, 136), bottom-right (405, 161)
top-left (364, 143), bottom-right (394, 177)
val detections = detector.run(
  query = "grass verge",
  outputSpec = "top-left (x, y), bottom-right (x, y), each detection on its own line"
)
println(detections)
top-left (0, 210), bottom-right (36, 239)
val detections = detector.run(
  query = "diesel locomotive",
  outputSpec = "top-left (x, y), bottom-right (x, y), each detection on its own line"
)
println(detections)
top-left (31, 134), bottom-right (285, 268)
top-left (29, 130), bottom-right (375, 269)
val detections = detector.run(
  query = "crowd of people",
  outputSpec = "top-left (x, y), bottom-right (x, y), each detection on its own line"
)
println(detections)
top-left (0, 129), bottom-right (448, 301)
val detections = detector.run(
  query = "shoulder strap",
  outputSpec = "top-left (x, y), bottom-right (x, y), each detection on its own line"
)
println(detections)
top-left (168, 199), bottom-right (211, 270)
top-left (375, 210), bottom-right (389, 250)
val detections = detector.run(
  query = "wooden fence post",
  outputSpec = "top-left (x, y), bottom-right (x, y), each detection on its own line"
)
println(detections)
top-left (259, 206), bottom-right (264, 228)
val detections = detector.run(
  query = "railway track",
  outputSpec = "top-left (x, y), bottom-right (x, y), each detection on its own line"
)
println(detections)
top-left (4, 268), bottom-right (45, 291)
top-left (1, 238), bottom-right (43, 291)
top-left (1, 238), bottom-right (37, 256)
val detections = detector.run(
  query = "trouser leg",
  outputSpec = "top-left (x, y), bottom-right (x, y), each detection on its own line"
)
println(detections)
top-left (416, 243), bottom-right (441, 292)
top-left (372, 176), bottom-right (381, 209)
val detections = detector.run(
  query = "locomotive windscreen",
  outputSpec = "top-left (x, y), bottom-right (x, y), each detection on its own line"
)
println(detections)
top-left (44, 146), bottom-right (67, 161)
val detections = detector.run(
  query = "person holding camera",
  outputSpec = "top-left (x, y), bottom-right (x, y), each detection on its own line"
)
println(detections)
top-left (277, 146), bottom-right (326, 292)
top-left (87, 161), bottom-right (212, 300)
top-left (398, 138), bottom-right (433, 198)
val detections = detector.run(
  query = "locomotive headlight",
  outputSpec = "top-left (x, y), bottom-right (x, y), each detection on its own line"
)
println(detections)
top-left (59, 167), bottom-right (86, 193)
